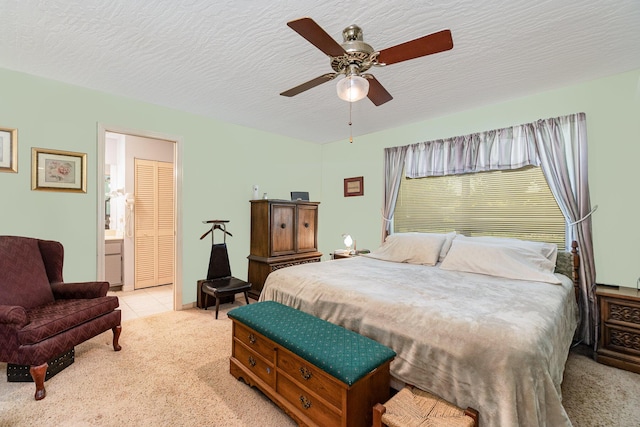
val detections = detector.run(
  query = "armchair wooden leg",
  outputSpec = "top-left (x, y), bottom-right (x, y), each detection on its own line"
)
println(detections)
top-left (30, 363), bottom-right (48, 401)
top-left (112, 325), bottom-right (122, 351)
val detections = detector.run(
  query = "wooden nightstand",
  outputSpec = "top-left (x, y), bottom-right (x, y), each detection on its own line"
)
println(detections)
top-left (332, 250), bottom-right (370, 259)
top-left (332, 251), bottom-right (352, 259)
top-left (596, 285), bottom-right (640, 373)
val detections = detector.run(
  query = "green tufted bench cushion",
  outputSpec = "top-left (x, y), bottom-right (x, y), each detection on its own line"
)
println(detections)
top-left (228, 301), bottom-right (396, 386)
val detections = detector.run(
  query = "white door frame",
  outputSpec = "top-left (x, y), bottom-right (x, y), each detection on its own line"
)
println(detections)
top-left (96, 123), bottom-right (183, 310)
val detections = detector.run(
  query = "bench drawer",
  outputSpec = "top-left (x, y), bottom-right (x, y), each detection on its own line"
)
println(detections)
top-left (233, 321), bottom-right (275, 362)
top-left (277, 346), bottom-right (342, 409)
top-left (277, 371), bottom-right (341, 427)
top-left (233, 340), bottom-right (275, 388)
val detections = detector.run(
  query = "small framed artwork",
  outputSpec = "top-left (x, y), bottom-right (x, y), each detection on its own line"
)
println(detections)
top-left (32, 148), bottom-right (87, 193)
top-left (344, 176), bottom-right (364, 197)
top-left (0, 127), bottom-right (18, 173)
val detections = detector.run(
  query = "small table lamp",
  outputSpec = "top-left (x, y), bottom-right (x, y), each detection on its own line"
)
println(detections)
top-left (342, 234), bottom-right (353, 254)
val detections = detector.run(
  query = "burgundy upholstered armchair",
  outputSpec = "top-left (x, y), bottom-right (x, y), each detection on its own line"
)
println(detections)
top-left (0, 236), bottom-right (122, 400)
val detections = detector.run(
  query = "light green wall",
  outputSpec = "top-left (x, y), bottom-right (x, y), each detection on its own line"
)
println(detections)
top-left (319, 68), bottom-right (640, 289)
top-left (2, 67), bottom-right (638, 303)
top-left (0, 68), bottom-right (322, 305)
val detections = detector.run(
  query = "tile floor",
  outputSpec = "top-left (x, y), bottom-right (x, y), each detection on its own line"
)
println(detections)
top-left (108, 284), bottom-right (174, 322)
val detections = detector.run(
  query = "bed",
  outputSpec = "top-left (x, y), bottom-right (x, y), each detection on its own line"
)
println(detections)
top-left (259, 233), bottom-right (579, 427)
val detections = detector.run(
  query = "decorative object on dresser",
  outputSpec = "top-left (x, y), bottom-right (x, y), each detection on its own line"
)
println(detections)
top-left (247, 199), bottom-right (321, 299)
top-left (228, 301), bottom-right (395, 427)
top-left (596, 285), bottom-right (640, 373)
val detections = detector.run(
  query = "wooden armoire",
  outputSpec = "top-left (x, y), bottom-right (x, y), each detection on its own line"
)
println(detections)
top-left (247, 199), bottom-right (322, 299)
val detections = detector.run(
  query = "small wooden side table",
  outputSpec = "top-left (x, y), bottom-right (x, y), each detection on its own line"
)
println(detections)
top-left (332, 251), bottom-right (352, 259)
top-left (595, 285), bottom-right (640, 373)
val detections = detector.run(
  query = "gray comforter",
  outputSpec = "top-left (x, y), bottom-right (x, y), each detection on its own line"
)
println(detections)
top-left (259, 256), bottom-right (579, 427)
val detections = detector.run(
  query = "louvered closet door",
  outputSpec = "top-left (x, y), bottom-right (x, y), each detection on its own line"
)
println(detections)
top-left (156, 161), bottom-right (174, 285)
top-left (134, 159), bottom-right (175, 289)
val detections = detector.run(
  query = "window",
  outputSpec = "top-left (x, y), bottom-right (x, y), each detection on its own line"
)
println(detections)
top-left (393, 166), bottom-right (566, 246)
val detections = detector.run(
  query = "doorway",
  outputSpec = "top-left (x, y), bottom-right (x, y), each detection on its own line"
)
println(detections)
top-left (97, 125), bottom-right (183, 312)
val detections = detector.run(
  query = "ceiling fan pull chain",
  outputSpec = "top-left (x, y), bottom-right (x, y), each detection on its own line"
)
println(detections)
top-left (349, 102), bottom-right (353, 143)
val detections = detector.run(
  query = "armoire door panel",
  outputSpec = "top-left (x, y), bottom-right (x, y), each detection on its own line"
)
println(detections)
top-left (296, 205), bottom-right (318, 252)
top-left (270, 204), bottom-right (295, 256)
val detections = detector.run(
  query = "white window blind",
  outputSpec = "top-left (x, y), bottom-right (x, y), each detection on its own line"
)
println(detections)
top-left (394, 166), bottom-right (566, 246)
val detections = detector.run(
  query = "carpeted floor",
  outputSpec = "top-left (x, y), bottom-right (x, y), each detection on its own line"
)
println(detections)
top-left (1, 303), bottom-right (639, 426)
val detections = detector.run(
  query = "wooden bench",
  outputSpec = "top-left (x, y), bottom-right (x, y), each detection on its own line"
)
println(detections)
top-left (228, 301), bottom-right (396, 427)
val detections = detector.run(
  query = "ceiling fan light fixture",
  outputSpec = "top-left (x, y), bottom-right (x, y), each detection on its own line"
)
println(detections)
top-left (336, 74), bottom-right (369, 102)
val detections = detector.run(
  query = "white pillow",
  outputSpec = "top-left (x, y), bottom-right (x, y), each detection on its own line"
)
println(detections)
top-left (364, 233), bottom-right (447, 266)
top-left (455, 235), bottom-right (558, 264)
top-left (439, 238), bottom-right (561, 284)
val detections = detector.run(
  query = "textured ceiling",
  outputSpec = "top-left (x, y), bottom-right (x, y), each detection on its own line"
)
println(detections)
top-left (1, 1), bottom-right (639, 143)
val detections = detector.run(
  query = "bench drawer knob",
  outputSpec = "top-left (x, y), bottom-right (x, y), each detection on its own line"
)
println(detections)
top-left (299, 366), bottom-right (312, 380)
top-left (248, 333), bottom-right (256, 344)
top-left (248, 356), bottom-right (256, 367)
top-left (299, 395), bottom-right (312, 409)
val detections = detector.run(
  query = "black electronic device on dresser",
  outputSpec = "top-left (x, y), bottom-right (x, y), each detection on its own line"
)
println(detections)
top-left (290, 191), bottom-right (309, 201)
top-left (247, 199), bottom-right (321, 299)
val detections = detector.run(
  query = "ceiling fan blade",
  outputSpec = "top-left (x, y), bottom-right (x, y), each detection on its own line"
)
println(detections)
top-left (377, 29), bottom-right (453, 66)
top-left (280, 73), bottom-right (337, 97)
top-left (287, 17), bottom-right (346, 57)
top-left (365, 75), bottom-right (393, 106)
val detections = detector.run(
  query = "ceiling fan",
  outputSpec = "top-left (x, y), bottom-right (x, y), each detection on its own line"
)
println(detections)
top-left (280, 17), bottom-right (453, 106)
